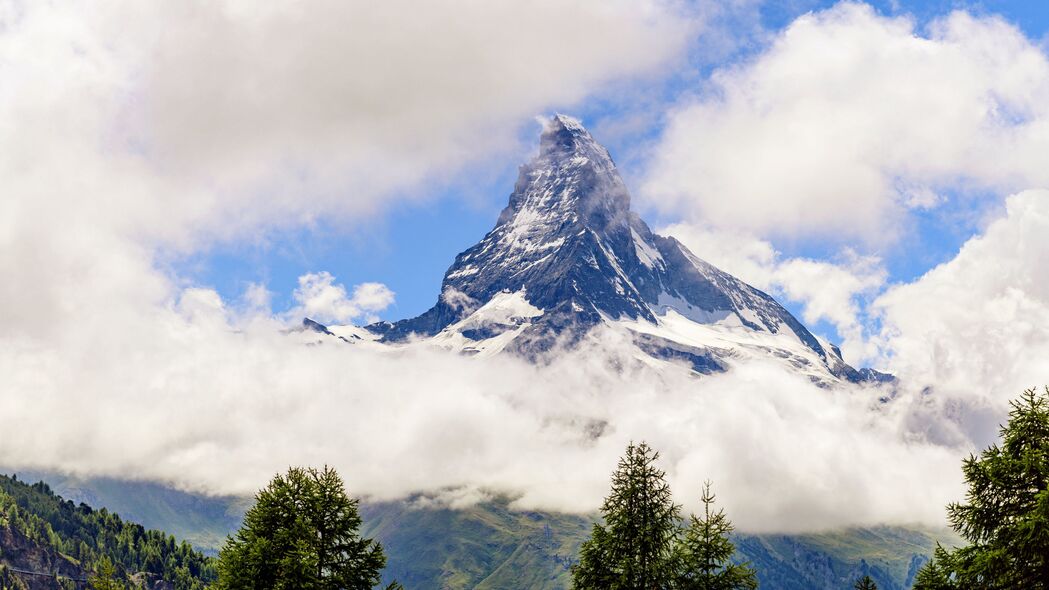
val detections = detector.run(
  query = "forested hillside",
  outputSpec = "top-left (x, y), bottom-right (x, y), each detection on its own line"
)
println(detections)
top-left (0, 474), bottom-right (215, 589)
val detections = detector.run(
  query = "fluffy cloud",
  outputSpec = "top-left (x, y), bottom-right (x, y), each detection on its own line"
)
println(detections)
top-left (872, 190), bottom-right (1049, 447)
top-left (290, 272), bottom-right (395, 325)
top-left (0, 0), bottom-right (694, 255)
top-left (0, 290), bottom-right (963, 533)
top-left (644, 2), bottom-right (1049, 240)
top-left (0, 0), bottom-right (695, 337)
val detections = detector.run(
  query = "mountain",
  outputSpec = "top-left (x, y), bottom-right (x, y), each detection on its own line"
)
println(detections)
top-left (357, 114), bottom-right (879, 384)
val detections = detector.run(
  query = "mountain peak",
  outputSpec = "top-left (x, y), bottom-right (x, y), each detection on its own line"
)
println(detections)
top-left (540, 113), bottom-right (591, 149)
top-left (364, 116), bottom-right (878, 383)
top-left (501, 115), bottom-right (629, 234)
top-left (537, 114), bottom-right (606, 159)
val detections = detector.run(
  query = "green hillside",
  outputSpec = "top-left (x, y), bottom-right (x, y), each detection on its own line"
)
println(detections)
top-left (0, 474), bottom-right (215, 589)
top-left (737, 526), bottom-right (960, 590)
top-left (6, 471), bottom-right (249, 554)
top-left (360, 498), bottom-right (595, 589)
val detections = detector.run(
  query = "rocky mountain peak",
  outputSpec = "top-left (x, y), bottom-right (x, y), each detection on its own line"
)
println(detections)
top-left (363, 115), bottom-right (884, 384)
top-left (498, 114), bottom-right (630, 236)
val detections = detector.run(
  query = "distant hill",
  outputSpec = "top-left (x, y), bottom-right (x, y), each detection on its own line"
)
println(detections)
top-left (0, 474), bottom-right (215, 589)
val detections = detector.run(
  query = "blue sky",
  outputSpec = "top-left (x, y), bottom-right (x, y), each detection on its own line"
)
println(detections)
top-left (171, 0), bottom-right (1049, 347)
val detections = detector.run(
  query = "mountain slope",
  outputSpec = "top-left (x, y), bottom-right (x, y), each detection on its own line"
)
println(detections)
top-left (362, 114), bottom-right (877, 384)
top-left (0, 474), bottom-right (216, 589)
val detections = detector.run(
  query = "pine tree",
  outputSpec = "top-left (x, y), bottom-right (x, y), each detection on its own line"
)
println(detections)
top-left (674, 481), bottom-right (757, 590)
top-left (89, 556), bottom-right (120, 590)
top-left (911, 548), bottom-right (954, 590)
top-left (215, 466), bottom-right (388, 590)
top-left (572, 441), bottom-right (681, 590)
top-left (913, 387), bottom-right (1049, 589)
top-left (853, 574), bottom-right (877, 590)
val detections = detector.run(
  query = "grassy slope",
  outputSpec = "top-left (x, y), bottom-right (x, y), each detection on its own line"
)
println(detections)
top-left (737, 526), bottom-right (961, 590)
top-left (360, 499), bottom-right (594, 589)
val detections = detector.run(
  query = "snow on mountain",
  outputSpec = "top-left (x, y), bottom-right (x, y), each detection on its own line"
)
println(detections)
top-left (314, 114), bottom-right (884, 385)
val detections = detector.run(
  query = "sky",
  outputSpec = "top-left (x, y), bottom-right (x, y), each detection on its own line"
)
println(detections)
top-left (4, 0), bottom-right (1049, 532)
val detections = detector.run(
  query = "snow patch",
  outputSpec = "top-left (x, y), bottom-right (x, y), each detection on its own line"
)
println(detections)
top-left (632, 229), bottom-right (663, 269)
top-left (655, 291), bottom-right (733, 325)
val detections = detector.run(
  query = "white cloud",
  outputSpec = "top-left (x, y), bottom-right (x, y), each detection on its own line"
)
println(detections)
top-left (0, 295), bottom-right (964, 533)
top-left (775, 251), bottom-right (886, 359)
top-left (872, 189), bottom-right (1049, 446)
top-left (0, 0), bottom-right (695, 348)
top-left (290, 272), bottom-right (395, 325)
top-left (644, 2), bottom-right (1049, 240)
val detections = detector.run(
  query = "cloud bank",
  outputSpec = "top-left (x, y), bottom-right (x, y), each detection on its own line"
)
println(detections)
top-left (0, 288), bottom-right (965, 533)
top-left (645, 2), bottom-right (1049, 241)
top-left (871, 190), bottom-right (1049, 448)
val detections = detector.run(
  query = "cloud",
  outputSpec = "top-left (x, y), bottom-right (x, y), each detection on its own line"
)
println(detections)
top-left (871, 189), bottom-right (1049, 447)
top-left (0, 0), bottom-right (696, 346)
top-left (290, 272), bottom-right (395, 325)
top-left (644, 2), bottom-right (1049, 241)
top-left (0, 293), bottom-right (964, 533)
top-left (0, 0), bottom-right (695, 259)
top-left (128, 0), bottom-right (695, 239)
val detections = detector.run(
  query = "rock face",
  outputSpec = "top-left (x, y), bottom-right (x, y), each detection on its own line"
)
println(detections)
top-left (0, 526), bottom-right (88, 589)
top-left (364, 114), bottom-right (879, 383)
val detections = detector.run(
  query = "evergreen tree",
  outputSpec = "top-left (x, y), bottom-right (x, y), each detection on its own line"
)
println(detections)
top-left (572, 441), bottom-right (681, 590)
top-left (674, 482), bottom-right (757, 590)
top-left (90, 556), bottom-right (120, 590)
top-left (853, 574), bottom-right (877, 590)
top-left (911, 548), bottom-right (954, 590)
top-left (215, 466), bottom-right (388, 590)
top-left (913, 387), bottom-right (1049, 589)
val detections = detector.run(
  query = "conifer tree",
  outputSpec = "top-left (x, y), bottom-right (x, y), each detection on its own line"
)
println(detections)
top-left (914, 387), bottom-right (1049, 589)
top-left (572, 441), bottom-right (681, 590)
top-left (853, 574), bottom-right (877, 590)
top-left (89, 556), bottom-right (120, 590)
top-left (674, 481), bottom-right (757, 590)
top-left (215, 466), bottom-right (389, 590)
top-left (911, 551), bottom-right (954, 590)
